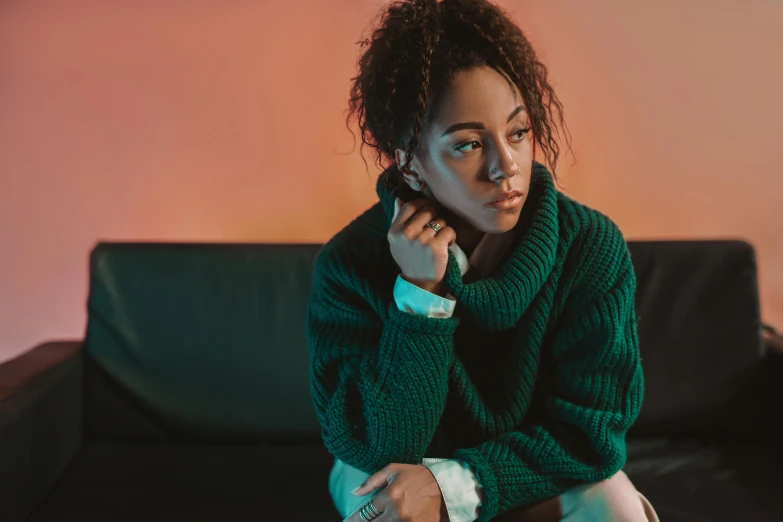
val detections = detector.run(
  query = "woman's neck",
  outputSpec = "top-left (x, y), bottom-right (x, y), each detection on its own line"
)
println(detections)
top-left (415, 184), bottom-right (484, 257)
top-left (432, 200), bottom-right (484, 258)
top-left (455, 224), bottom-right (484, 258)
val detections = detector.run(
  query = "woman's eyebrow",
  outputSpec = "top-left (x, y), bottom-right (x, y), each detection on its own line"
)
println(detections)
top-left (440, 105), bottom-right (526, 137)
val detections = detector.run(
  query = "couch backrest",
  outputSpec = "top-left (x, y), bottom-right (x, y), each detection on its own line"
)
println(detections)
top-left (84, 242), bottom-right (324, 442)
top-left (83, 240), bottom-right (763, 443)
top-left (626, 240), bottom-right (764, 439)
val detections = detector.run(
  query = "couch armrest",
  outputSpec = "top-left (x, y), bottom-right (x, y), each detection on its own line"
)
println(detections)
top-left (764, 324), bottom-right (783, 403)
top-left (0, 340), bottom-right (84, 522)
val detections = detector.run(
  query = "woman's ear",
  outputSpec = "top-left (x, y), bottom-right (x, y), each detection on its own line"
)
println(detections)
top-left (394, 148), bottom-right (425, 191)
top-left (394, 148), bottom-right (409, 175)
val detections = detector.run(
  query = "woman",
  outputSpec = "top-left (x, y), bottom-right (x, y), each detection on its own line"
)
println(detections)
top-left (306, 0), bottom-right (659, 521)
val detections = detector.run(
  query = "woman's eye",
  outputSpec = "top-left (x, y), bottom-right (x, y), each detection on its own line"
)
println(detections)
top-left (456, 127), bottom-right (530, 153)
top-left (456, 140), bottom-right (481, 153)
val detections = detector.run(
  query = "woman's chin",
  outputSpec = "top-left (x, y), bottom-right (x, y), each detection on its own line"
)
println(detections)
top-left (461, 204), bottom-right (524, 236)
top-left (483, 212), bottom-right (522, 235)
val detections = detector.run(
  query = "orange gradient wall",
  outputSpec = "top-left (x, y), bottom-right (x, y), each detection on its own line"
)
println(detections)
top-left (1, 0), bottom-right (781, 363)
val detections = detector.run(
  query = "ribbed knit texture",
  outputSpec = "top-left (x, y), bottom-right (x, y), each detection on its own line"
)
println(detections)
top-left (306, 161), bottom-right (644, 521)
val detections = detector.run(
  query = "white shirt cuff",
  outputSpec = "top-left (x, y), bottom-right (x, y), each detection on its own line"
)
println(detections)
top-left (393, 274), bottom-right (456, 318)
top-left (421, 458), bottom-right (483, 522)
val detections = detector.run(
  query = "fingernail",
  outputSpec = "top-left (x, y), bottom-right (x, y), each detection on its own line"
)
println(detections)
top-left (351, 485), bottom-right (361, 495)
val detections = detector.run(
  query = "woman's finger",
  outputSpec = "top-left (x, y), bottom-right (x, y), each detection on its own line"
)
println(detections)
top-left (343, 492), bottom-right (389, 522)
top-left (391, 198), bottom-right (431, 228)
top-left (352, 466), bottom-right (396, 496)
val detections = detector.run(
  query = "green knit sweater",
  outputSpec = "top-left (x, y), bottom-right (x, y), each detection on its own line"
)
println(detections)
top-left (306, 161), bottom-right (644, 521)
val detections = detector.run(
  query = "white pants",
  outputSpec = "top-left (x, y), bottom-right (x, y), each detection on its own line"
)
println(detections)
top-left (329, 458), bottom-right (659, 522)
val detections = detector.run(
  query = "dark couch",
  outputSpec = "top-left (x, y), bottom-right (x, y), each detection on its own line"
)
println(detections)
top-left (1, 240), bottom-right (781, 522)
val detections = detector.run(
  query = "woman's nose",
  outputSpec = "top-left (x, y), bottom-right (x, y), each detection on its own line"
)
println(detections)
top-left (489, 146), bottom-right (520, 181)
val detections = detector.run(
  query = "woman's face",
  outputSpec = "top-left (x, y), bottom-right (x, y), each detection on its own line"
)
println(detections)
top-left (395, 65), bottom-right (534, 235)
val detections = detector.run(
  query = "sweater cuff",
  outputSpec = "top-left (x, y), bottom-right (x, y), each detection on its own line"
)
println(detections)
top-left (385, 300), bottom-right (460, 335)
top-left (451, 448), bottom-right (499, 522)
top-left (394, 274), bottom-right (456, 318)
top-left (422, 458), bottom-right (483, 522)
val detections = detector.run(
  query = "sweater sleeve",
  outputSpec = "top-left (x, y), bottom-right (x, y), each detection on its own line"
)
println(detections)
top-left (306, 246), bottom-right (461, 474)
top-left (451, 233), bottom-right (644, 522)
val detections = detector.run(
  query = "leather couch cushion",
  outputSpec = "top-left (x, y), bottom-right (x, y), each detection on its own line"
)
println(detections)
top-left (28, 441), bottom-right (340, 522)
top-left (28, 439), bottom-right (783, 522)
top-left (625, 438), bottom-right (783, 522)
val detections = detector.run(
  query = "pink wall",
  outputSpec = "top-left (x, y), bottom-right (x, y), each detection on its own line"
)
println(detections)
top-left (1, 0), bottom-right (781, 363)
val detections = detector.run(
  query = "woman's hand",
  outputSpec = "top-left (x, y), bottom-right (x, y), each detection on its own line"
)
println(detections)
top-left (388, 197), bottom-right (457, 296)
top-left (344, 463), bottom-right (448, 522)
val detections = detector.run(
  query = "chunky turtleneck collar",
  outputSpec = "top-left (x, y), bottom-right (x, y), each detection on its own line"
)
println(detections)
top-left (375, 161), bottom-right (560, 331)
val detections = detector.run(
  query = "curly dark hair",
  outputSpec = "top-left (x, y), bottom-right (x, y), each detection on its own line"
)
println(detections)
top-left (345, 0), bottom-right (572, 188)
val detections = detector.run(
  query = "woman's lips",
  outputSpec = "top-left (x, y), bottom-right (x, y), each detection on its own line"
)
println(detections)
top-left (486, 193), bottom-right (523, 210)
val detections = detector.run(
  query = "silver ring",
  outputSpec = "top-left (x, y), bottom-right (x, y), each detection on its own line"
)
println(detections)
top-left (425, 220), bottom-right (442, 233)
top-left (359, 499), bottom-right (381, 521)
